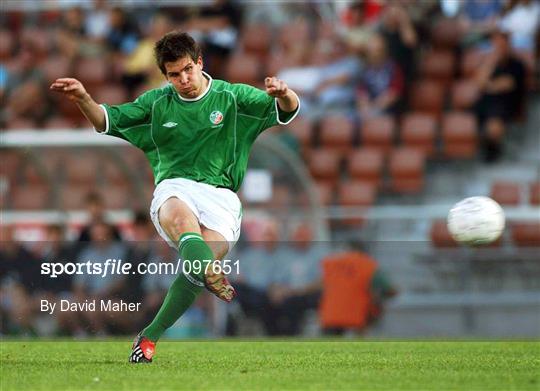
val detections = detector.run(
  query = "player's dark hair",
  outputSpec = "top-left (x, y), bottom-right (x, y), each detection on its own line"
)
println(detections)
top-left (154, 31), bottom-right (202, 75)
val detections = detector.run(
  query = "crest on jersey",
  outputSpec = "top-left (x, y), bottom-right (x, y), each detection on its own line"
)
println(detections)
top-left (209, 111), bottom-right (224, 125)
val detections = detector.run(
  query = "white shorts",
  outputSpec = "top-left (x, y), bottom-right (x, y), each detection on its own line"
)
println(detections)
top-left (150, 178), bottom-right (242, 251)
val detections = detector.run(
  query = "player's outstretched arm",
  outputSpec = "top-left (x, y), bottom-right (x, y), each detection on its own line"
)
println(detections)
top-left (50, 78), bottom-right (106, 132)
top-left (264, 76), bottom-right (299, 113)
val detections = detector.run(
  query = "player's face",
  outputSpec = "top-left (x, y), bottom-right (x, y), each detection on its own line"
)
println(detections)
top-left (164, 56), bottom-right (205, 99)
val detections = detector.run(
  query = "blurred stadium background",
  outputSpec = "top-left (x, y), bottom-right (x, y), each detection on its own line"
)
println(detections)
top-left (1, 0), bottom-right (539, 340)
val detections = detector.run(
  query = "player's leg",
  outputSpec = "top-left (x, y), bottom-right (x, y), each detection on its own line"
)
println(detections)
top-left (200, 227), bottom-right (236, 300)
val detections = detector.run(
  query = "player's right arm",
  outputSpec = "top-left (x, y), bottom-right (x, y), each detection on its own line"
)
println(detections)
top-left (50, 78), bottom-right (106, 132)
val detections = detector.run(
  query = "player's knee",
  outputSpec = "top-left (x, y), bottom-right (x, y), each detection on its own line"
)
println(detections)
top-left (161, 214), bottom-right (200, 242)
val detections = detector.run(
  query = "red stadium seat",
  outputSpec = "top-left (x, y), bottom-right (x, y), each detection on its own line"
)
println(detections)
top-left (388, 147), bottom-right (426, 194)
top-left (287, 116), bottom-right (314, 152)
top-left (450, 79), bottom-right (480, 110)
top-left (360, 116), bottom-right (395, 152)
top-left (315, 181), bottom-right (334, 206)
top-left (42, 56), bottom-right (72, 85)
top-left (441, 111), bottom-right (478, 158)
top-left (44, 116), bottom-right (77, 130)
top-left (308, 149), bottom-right (342, 185)
top-left (240, 24), bottom-right (272, 61)
top-left (420, 50), bottom-right (456, 85)
top-left (336, 180), bottom-right (376, 226)
top-left (57, 183), bottom-right (94, 210)
top-left (6, 118), bottom-right (36, 130)
top-left (93, 85), bottom-right (129, 106)
top-left (410, 80), bottom-right (446, 117)
top-left (63, 151), bottom-right (101, 184)
top-left (490, 181), bottom-right (521, 206)
top-left (347, 147), bottom-right (385, 188)
top-left (430, 220), bottom-right (458, 247)
top-left (226, 54), bottom-right (261, 85)
top-left (11, 183), bottom-right (51, 210)
top-left (319, 114), bottom-right (356, 154)
top-left (75, 57), bottom-right (108, 88)
top-left (461, 49), bottom-right (488, 78)
top-left (511, 223), bottom-right (540, 247)
top-left (400, 112), bottom-right (437, 156)
top-left (0, 29), bottom-right (14, 61)
top-left (431, 18), bottom-right (462, 49)
top-left (530, 182), bottom-right (540, 205)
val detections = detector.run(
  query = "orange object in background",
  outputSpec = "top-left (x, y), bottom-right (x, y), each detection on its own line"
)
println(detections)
top-left (319, 251), bottom-right (378, 329)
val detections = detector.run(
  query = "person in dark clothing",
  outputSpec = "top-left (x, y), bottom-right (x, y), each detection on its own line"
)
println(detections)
top-left (77, 191), bottom-right (122, 243)
top-left (474, 30), bottom-right (526, 162)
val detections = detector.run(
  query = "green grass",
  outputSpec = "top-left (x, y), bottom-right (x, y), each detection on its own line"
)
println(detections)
top-left (1, 340), bottom-right (538, 390)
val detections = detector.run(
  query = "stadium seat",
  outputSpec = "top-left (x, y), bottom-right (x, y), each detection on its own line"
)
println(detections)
top-left (490, 181), bottom-right (521, 206)
top-left (6, 118), bottom-right (36, 130)
top-left (278, 20), bottom-right (311, 51)
top-left (315, 181), bottom-right (334, 206)
top-left (241, 24), bottom-right (272, 61)
top-left (63, 151), bottom-right (101, 184)
top-left (450, 79), bottom-right (480, 110)
top-left (0, 150), bottom-right (23, 185)
top-left (388, 147), bottom-right (426, 194)
top-left (0, 29), bottom-right (13, 61)
top-left (336, 180), bottom-right (376, 226)
top-left (430, 220), bottom-right (458, 247)
top-left (42, 56), bottom-right (72, 85)
top-left (530, 182), bottom-right (540, 205)
top-left (441, 111), bottom-right (478, 159)
top-left (93, 85), bottom-right (129, 106)
top-left (226, 53), bottom-right (261, 85)
top-left (419, 50), bottom-right (456, 85)
top-left (400, 112), bottom-right (437, 156)
top-left (409, 80), bottom-right (446, 117)
top-left (511, 223), bottom-right (540, 247)
top-left (287, 116), bottom-right (314, 152)
top-left (57, 183), bottom-right (94, 210)
top-left (44, 116), bottom-right (77, 130)
top-left (319, 114), bottom-right (356, 154)
top-left (308, 149), bottom-right (342, 185)
top-left (101, 183), bottom-right (133, 209)
top-left (347, 147), bottom-right (384, 188)
top-left (11, 183), bottom-right (51, 210)
top-left (461, 49), bottom-right (487, 78)
top-left (430, 18), bottom-right (462, 49)
top-left (74, 57), bottom-right (108, 88)
top-left (360, 115), bottom-right (395, 152)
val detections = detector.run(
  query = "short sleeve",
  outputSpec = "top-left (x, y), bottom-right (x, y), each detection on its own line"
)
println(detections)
top-left (235, 83), bottom-right (300, 131)
top-left (97, 90), bottom-right (155, 140)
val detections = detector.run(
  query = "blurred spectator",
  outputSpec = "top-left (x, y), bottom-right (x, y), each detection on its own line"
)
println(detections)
top-left (123, 211), bottom-right (154, 306)
top-left (77, 191), bottom-right (122, 243)
top-left (2, 41), bottom-right (51, 127)
top-left (339, 2), bottom-right (378, 53)
top-left (357, 34), bottom-right (404, 119)
top-left (228, 220), bottom-right (289, 335)
top-left (67, 220), bottom-right (129, 335)
top-left (378, 3), bottom-right (418, 83)
top-left (319, 241), bottom-right (397, 335)
top-left (106, 7), bottom-right (140, 55)
top-left (474, 30), bottom-right (526, 162)
top-left (121, 13), bottom-right (171, 95)
top-left (85, 0), bottom-right (111, 42)
top-left (458, 0), bottom-right (504, 48)
top-left (498, 0), bottom-right (540, 50)
top-left (313, 37), bottom-right (363, 114)
top-left (266, 224), bottom-right (325, 335)
top-left (183, 0), bottom-right (242, 79)
top-left (0, 226), bottom-right (40, 335)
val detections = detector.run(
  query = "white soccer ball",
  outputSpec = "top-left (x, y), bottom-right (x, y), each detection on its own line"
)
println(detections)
top-left (447, 196), bottom-right (505, 245)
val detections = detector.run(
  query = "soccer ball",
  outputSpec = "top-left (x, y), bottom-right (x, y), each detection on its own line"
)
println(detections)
top-left (447, 196), bottom-right (505, 245)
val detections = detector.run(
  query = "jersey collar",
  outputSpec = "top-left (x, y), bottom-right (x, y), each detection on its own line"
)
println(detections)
top-left (175, 71), bottom-right (213, 102)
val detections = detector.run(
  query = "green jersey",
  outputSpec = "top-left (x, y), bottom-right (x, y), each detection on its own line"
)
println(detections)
top-left (99, 73), bottom-right (299, 192)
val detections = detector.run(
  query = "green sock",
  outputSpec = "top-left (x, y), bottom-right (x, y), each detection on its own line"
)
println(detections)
top-left (142, 232), bottom-right (215, 342)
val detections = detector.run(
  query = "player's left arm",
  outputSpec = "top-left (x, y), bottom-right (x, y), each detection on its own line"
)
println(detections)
top-left (265, 76), bottom-right (299, 113)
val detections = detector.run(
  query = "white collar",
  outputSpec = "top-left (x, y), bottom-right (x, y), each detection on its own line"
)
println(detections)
top-left (176, 71), bottom-right (213, 102)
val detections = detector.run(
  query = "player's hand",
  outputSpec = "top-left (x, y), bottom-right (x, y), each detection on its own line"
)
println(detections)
top-left (50, 78), bottom-right (88, 102)
top-left (265, 76), bottom-right (289, 98)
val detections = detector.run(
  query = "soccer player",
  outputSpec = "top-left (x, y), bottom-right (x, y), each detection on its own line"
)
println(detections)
top-left (50, 31), bottom-right (300, 363)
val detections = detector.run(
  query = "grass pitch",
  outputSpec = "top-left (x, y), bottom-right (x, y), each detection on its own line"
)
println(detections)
top-left (1, 340), bottom-right (538, 390)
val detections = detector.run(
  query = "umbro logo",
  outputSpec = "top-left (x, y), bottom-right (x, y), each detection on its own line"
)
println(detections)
top-left (162, 122), bottom-right (178, 128)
